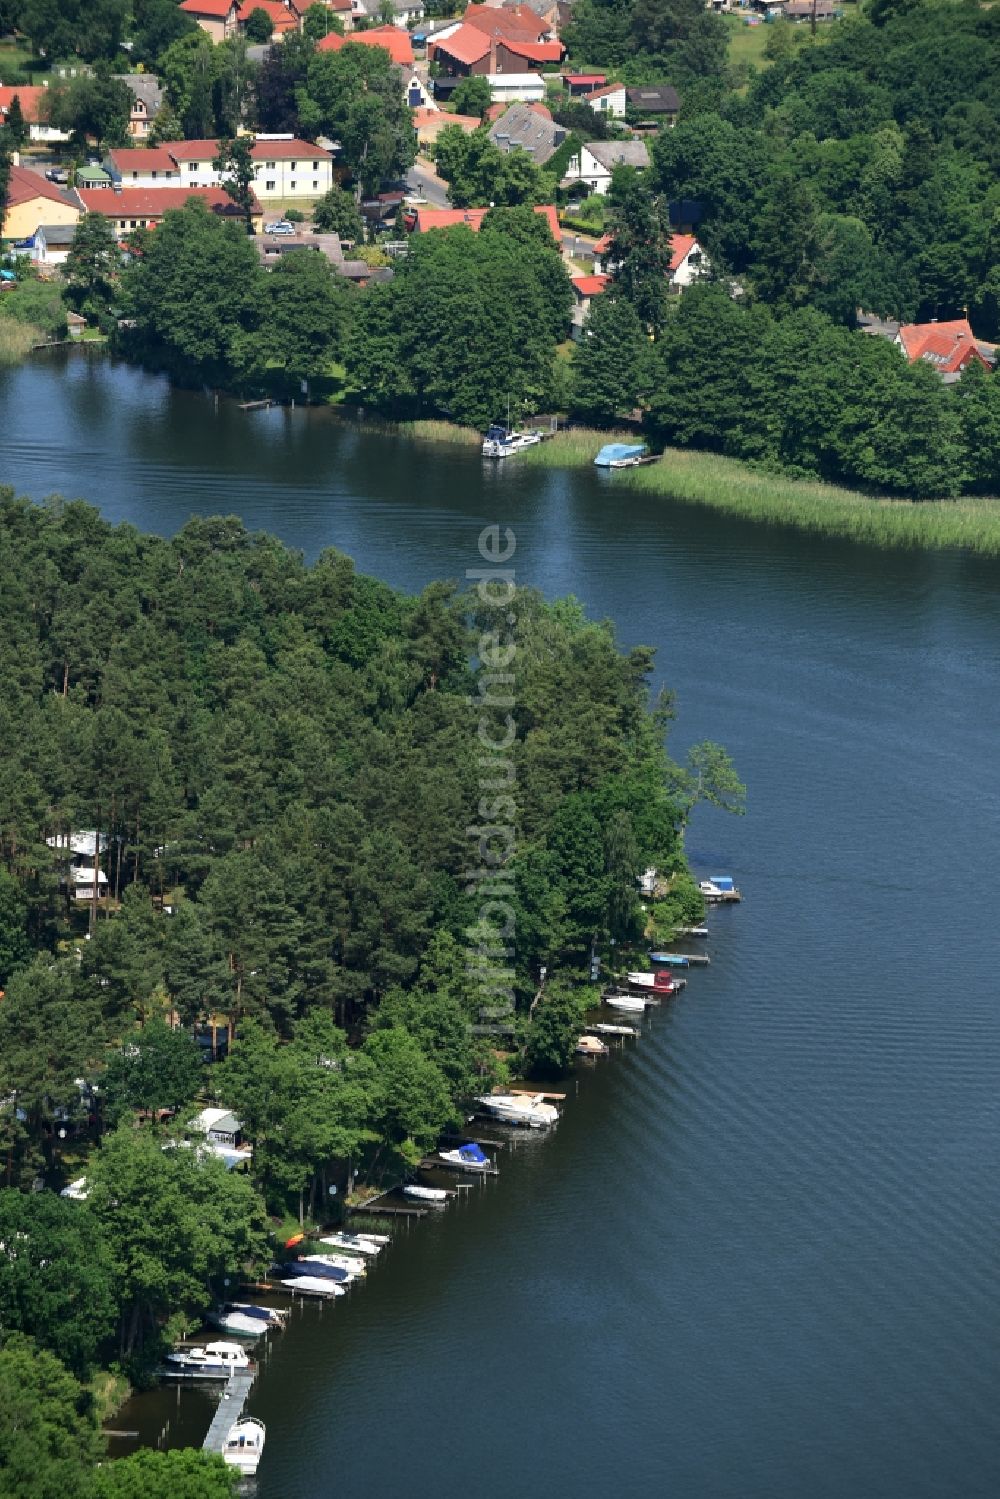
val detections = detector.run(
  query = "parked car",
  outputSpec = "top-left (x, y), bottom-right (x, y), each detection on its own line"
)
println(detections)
top-left (44, 168), bottom-right (68, 184)
top-left (264, 220), bottom-right (295, 235)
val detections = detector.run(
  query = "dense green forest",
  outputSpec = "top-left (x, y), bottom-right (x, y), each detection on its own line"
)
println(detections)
top-left (0, 492), bottom-right (733, 1482)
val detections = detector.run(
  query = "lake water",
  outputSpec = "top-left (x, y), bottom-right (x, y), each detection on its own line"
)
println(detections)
top-left (3, 350), bottom-right (1000, 1498)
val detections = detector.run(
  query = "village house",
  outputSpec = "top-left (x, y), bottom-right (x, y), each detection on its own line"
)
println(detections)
top-left (561, 72), bottom-right (607, 97)
top-left (569, 272), bottom-right (609, 337)
top-left (585, 81), bottom-right (627, 118)
top-left (236, 0), bottom-right (303, 38)
top-left (488, 101), bottom-right (567, 165)
top-left (783, 0), bottom-right (838, 17)
top-left (318, 24), bottom-right (414, 65)
top-left (113, 75), bottom-right (164, 140)
top-left (0, 85), bottom-right (70, 144)
top-left (178, 0), bottom-right (241, 42)
top-left (72, 185), bottom-right (264, 237)
top-left (351, 0), bottom-right (424, 25)
top-left (626, 85), bottom-right (680, 127)
top-left (409, 202), bottom-right (561, 244)
top-left (412, 106), bottom-right (481, 146)
top-left (105, 145), bottom-right (180, 188)
top-left (30, 222), bottom-right (77, 266)
top-left (563, 138), bottom-right (649, 195)
top-left (463, 2), bottom-right (556, 42)
top-left (1, 164), bottom-right (80, 242)
top-left (429, 21), bottom-right (563, 76)
top-left (593, 231), bottom-right (708, 289)
top-left (486, 73), bottom-right (548, 104)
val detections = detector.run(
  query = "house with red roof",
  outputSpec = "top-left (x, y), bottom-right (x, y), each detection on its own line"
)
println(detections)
top-left (178, 0), bottom-right (240, 42)
top-left (72, 186), bottom-right (263, 237)
top-left (569, 272), bottom-right (610, 337)
top-left (591, 233), bottom-right (708, 291)
top-left (409, 203), bottom-right (561, 245)
top-left (317, 25), bottom-right (414, 66)
top-left (429, 22), bottom-right (562, 77)
top-left (143, 136), bottom-right (334, 201)
top-left (562, 73), bottom-right (607, 96)
top-left (0, 85), bottom-right (70, 144)
top-left (585, 82), bottom-right (626, 119)
top-left (1, 163), bottom-right (80, 242)
top-left (237, 0), bottom-right (302, 38)
top-left (894, 319), bottom-right (994, 382)
top-left (463, 3), bottom-right (553, 43)
top-left (105, 146), bottom-right (181, 188)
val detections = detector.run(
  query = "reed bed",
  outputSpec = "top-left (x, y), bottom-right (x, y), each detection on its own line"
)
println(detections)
top-left (521, 427), bottom-right (638, 467)
top-left (0, 319), bottom-right (41, 366)
top-left (397, 419), bottom-right (482, 448)
top-left (624, 449), bottom-right (1000, 558)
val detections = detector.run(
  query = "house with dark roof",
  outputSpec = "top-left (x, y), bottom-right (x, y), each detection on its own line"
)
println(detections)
top-left (563, 139), bottom-right (649, 195)
top-left (114, 75), bottom-right (164, 140)
top-left (488, 102), bottom-right (567, 166)
top-left (626, 85), bottom-right (680, 125)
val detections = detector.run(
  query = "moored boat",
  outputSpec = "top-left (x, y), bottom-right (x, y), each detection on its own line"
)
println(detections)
top-left (482, 424), bottom-right (544, 459)
top-left (576, 1034), bottom-right (609, 1057)
top-left (208, 1303), bottom-right (286, 1338)
top-left (403, 1184), bottom-right (449, 1204)
top-left (602, 991), bottom-right (646, 1013)
top-left (677, 925), bottom-right (709, 938)
top-left (590, 1022), bottom-right (639, 1036)
top-left (699, 876), bottom-right (741, 902)
top-left (284, 1258), bottom-right (352, 1283)
top-left (476, 1093), bottom-right (559, 1129)
top-left (594, 441), bottom-right (648, 469)
top-left (438, 1143), bottom-right (492, 1172)
top-left (319, 1231), bottom-right (387, 1256)
top-left (298, 1251), bottom-right (366, 1277)
top-left (163, 1341), bottom-right (251, 1380)
top-left (223, 1417), bottom-right (266, 1476)
top-left (644, 955), bottom-right (690, 969)
top-left (270, 1268), bottom-right (344, 1298)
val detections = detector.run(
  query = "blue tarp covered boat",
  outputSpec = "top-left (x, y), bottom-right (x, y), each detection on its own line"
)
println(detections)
top-left (648, 952), bottom-right (690, 967)
top-left (594, 442), bottom-right (647, 468)
top-left (439, 1141), bottom-right (492, 1171)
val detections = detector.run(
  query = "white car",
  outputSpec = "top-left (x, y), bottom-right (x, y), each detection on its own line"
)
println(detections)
top-left (264, 220), bottom-right (295, 235)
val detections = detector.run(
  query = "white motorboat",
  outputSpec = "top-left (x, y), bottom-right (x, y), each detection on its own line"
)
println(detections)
top-left (602, 991), bottom-right (646, 1013)
top-left (319, 1232), bottom-right (386, 1257)
top-left (223, 1417), bottom-right (266, 1476)
top-left (208, 1305), bottom-right (272, 1339)
top-left (403, 1184), bottom-right (449, 1205)
top-left (298, 1251), bottom-right (366, 1277)
top-left (590, 1022), bottom-right (639, 1037)
top-left (482, 423), bottom-right (544, 459)
top-left (163, 1341), bottom-right (251, 1379)
top-left (438, 1143), bottom-right (492, 1172)
top-left (677, 925), bottom-right (709, 938)
top-left (476, 1093), bottom-right (559, 1129)
top-left (272, 1271), bottom-right (345, 1299)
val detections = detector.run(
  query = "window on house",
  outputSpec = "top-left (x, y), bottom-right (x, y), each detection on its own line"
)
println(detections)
top-left (290, 162), bottom-right (297, 170)
top-left (290, 180), bottom-right (296, 190)
top-left (312, 180), bottom-right (318, 190)
top-left (130, 219), bottom-right (138, 228)
top-left (132, 171), bottom-right (138, 179)
top-left (266, 161), bottom-right (275, 169)
top-left (265, 180), bottom-right (275, 191)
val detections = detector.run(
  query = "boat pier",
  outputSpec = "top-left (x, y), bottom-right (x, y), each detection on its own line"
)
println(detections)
top-left (202, 1372), bottom-right (255, 1457)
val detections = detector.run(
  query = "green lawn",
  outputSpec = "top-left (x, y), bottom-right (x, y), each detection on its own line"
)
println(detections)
top-left (0, 41), bottom-right (45, 78)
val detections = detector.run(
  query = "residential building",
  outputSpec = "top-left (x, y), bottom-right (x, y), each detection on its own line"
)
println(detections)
top-left (72, 185), bottom-right (263, 236)
top-left (105, 146), bottom-right (180, 188)
top-left (563, 138), bottom-right (649, 194)
top-left (894, 318), bottom-right (995, 383)
top-left (31, 222), bottom-right (77, 266)
top-left (430, 22), bottom-right (562, 75)
top-left (236, 0), bottom-right (302, 38)
top-left (507, 0), bottom-right (561, 28)
top-left (488, 101), bottom-right (567, 165)
top-left (561, 72), bottom-right (607, 96)
top-left (486, 73), bottom-right (547, 105)
top-left (463, 3), bottom-right (553, 42)
top-left (784, 0), bottom-right (838, 16)
top-left (0, 85), bottom-right (70, 144)
top-left (569, 272), bottom-right (610, 338)
top-left (409, 202), bottom-right (561, 243)
top-left (593, 231), bottom-right (709, 291)
top-left (586, 81), bottom-right (626, 118)
top-left (178, 0), bottom-right (241, 42)
top-left (114, 74), bottom-right (164, 140)
top-left (318, 25), bottom-right (414, 66)
top-left (161, 136), bottom-right (334, 201)
top-left (625, 85), bottom-right (680, 126)
top-left (412, 106), bottom-right (481, 145)
top-left (351, 0), bottom-right (424, 25)
top-left (1, 164), bottom-right (80, 241)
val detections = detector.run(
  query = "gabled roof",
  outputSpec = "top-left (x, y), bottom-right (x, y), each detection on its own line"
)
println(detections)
top-left (497, 38), bottom-right (564, 63)
top-left (74, 186), bottom-right (256, 218)
top-left (563, 73), bottom-right (606, 87)
top-left (179, 0), bottom-right (238, 15)
top-left (237, 0), bottom-right (300, 29)
top-left (582, 139), bottom-right (649, 171)
top-left (0, 85), bottom-right (50, 125)
top-left (164, 138), bottom-right (223, 161)
top-left (250, 137), bottom-right (331, 160)
top-left (430, 22), bottom-right (492, 65)
top-left (5, 163), bottom-right (77, 209)
top-left (413, 202), bottom-right (560, 242)
top-left (668, 233), bottom-right (699, 272)
top-left (107, 146), bottom-right (179, 174)
top-left (464, 2), bottom-right (548, 42)
top-left (570, 274), bottom-right (609, 298)
top-left (318, 25), bottom-right (414, 65)
top-left (114, 74), bottom-right (164, 113)
top-left (587, 82), bottom-right (625, 102)
top-left (897, 319), bottom-right (992, 375)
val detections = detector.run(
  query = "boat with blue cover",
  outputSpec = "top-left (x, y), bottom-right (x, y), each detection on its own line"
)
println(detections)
top-left (647, 952), bottom-right (690, 968)
top-left (438, 1142), bottom-right (492, 1172)
top-left (594, 442), bottom-right (648, 468)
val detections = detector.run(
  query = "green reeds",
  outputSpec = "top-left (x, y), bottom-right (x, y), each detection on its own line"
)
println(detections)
top-left (521, 427), bottom-right (638, 467)
top-left (623, 449), bottom-right (1000, 558)
top-left (0, 319), bottom-right (41, 366)
top-left (398, 419), bottom-right (482, 448)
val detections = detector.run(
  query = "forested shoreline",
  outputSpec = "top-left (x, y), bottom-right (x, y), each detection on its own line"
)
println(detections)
top-left (0, 491), bottom-right (740, 1494)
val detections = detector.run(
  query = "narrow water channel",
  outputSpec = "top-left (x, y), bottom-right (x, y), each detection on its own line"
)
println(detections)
top-left (4, 350), bottom-right (999, 1498)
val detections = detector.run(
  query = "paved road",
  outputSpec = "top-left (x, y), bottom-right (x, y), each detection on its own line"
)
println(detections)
top-left (406, 158), bottom-right (450, 208)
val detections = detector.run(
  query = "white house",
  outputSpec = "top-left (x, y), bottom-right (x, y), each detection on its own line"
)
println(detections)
top-left (0, 85), bottom-right (71, 144)
top-left (585, 82), bottom-right (626, 119)
top-left (105, 145), bottom-right (181, 188)
top-left (594, 230), bottom-right (710, 291)
top-left (563, 138), bottom-right (649, 195)
top-left (352, 0), bottom-right (423, 24)
top-left (486, 72), bottom-right (547, 106)
top-left (189, 1107), bottom-right (252, 1168)
top-left (163, 136), bottom-right (334, 201)
top-left (31, 222), bottom-right (76, 266)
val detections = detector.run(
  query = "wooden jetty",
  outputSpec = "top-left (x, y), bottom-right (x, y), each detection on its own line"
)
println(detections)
top-left (504, 1086), bottom-right (567, 1100)
top-left (202, 1372), bottom-right (255, 1457)
top-left (419, 1153), bottom-right (500, 1176)
top-left (238, 397), bottom-right (277, 410)
top-left (671, 952), bottom-right (710, 965)
top-left (348, 1196), bottom-right (428, 1218)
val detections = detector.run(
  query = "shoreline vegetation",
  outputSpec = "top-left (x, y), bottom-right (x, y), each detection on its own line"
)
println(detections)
top-left (397, 420), bottom-right (1000, 559)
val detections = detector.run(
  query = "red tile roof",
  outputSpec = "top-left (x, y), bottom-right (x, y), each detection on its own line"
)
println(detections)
top-left (179, 0), bottom-right (237, 16)
top-left (587, 82), bottom-right (624, 101)
top-left (163, 138), bottom-right (223, 161)
top-left (237, 0), bottom-right (299, 30)
top-left (897, 318), bottom-right (991, 374)
top-left (318, 26), bottom-right (414, 66)
top-left (500, 38), bottom-right (564, 63)
top-left (0, 85), bottom-right (49, 125)
top-left (563, 73), bottom-right (606, 87)
top-left (429, 23), bottom-right (491, 66)
top-left (570, 274), bottom-right (609, 298)
top-left (595, 232), bottom-right (701, 275)
top-left (5, 162), bottom-right (75, 208)
top-left (107, 146), bottom-right (179, 175)
top-left (414, 203), bottom-right (560, 242)
top-left (249, 137), bottom-right (331, 160)
top-left (75, 186), bottom-right (254, 219)
top-left (464, 2), bottom-right (548, 42)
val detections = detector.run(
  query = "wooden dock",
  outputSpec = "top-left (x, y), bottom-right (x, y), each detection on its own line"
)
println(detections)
top-left (419, 1154), bottom-right (499, 1177)
top-left (348, 1197), bottom-right (428, 1218)
top-left (504, 1086), bottom-right (567, 1100)
top-left (673, 952), bottom-right (711, 965)
top-left (202, 1372), bottom-right (255, 1457)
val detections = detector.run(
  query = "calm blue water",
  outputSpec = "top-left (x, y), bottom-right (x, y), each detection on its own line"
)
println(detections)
top-left (3, 350), bottom-right (999, 1498)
